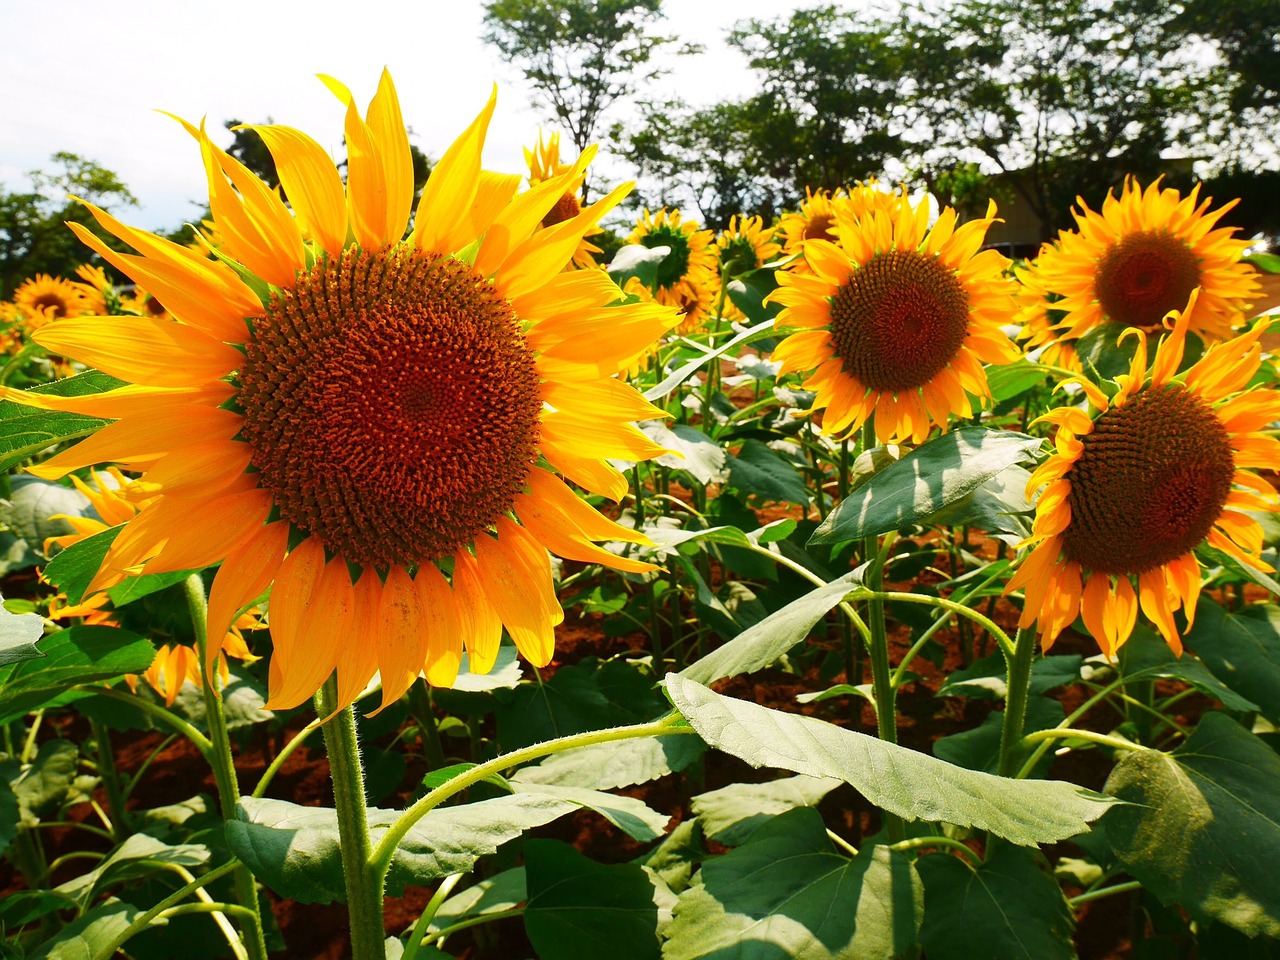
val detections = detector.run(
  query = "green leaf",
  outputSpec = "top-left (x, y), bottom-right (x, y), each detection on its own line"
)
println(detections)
top-left (809, 428), bottom-right (1042, 546)
top-left (725, 270), bottom-right (782, 326)
top-left (510, 735), bottom-right (704, 791)
top-left (917, 843), bottom-right (1076, 960)
top-left (665, 675), bottom-right (1115, 845)
top-left (0, 595), bottom-right (47, 666)
top-left (0, 475), bottom-right (90, 553)
top-left (41, 525), bottom-right (119, 604)
top-left (0, 778), bottom-right (18, 857)
top-left (1118, 623), bottom-right (1258, 712)
top-left (679, 572), bottom-right (863, 686)
top-left (924, 464), bottom-right (1033, 545)
top-left (25, 898), bottom-right (142, 960)
top-left (7, 739), bottom-right (80, 827)
top-left (1244, 252), bottom-right (1280, 274)
top-left (933, 697), bottom-right (1064, 774)
top-left (607, 244), bottom-right (670, 286)
top-left (1188, 600), bottom-right (1280, 722)
top-left (420, 763), bottom-right (511, 793)
top-left (0, 625), bottom-right (155, 725)
top-left (0, 889), bottom-right (78, 928)
top-left (424, 866), bottom-right (527, 936)
top-left (640, 422), bottom-right (727, 485)
top-left (1104, 711), bottom-right (1280, 937)
top-left (664, 808), bottom-right (922, 960)
top-left (986, 360), bottom-right (1048, 402)
top-left (167, 663), bottom-right (273, 732)
top-left (451, 643), bottom-right (522, 691)
top-left (691, 775), bottom-right (843, 845)
top-left (511, 781), bottom-right (670, 841)
top-left (938, 652), bottom-right (1083, 701)
top-left (524, 840), bottom-right (660, 960)
top-left (728, 439), bottom-right (810, 505)
top-left (228, 793), bottom-right (588, 904)
top-left (643, 320), bottom-right (776, 403)
top-left (0, 371), bottom-right (123, 473)
top-left (54, 834), bottom-right (210, 908)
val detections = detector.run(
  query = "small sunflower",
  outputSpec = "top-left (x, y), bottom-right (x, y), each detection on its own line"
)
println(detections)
top-left (44, 468), bottom-right (259, 706)
top-left (525, 131), bottom-right (601, 269)
top-left (716, 215), bottom-right (781, 279)
top-left (777, 182), bottom-right (900, 267)
top-left (1009, 291), bottom-right (1280, 656)
top-left (769, 195), bottom-right (1021, 444)
top-left (11, 274), bottom-right (96, 329)
top-left (1018, 178), bottom-right (1261, 370)
top-left (628, 208), bottom-right (719, 335)
top-left (8, 72), bottom-right (676, 715)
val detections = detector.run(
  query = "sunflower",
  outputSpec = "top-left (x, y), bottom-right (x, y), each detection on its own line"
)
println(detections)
top-left (7, 71), bottom-right (676, 714)
top-left (43, 468), bottom-right (259, 706)
top-left (777, 182), bottom-right (901, 267)
top-left (11, 274), bottom-right (96, 329)
top-left (716, 215), bottom-right (781, 279)
top-left (1018, 178), bottom-right (1261, 370)
top-left (628, 208), bottom-right (719, 335)
top-left (1008, 291), bottom-right (1280, 656)
top-left (524, 131), bottom-right (601, 270)
top-left (768, 194), bottom-right (1021, 444)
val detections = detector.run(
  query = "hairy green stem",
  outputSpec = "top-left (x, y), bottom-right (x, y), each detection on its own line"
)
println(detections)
top-left (315, 675), bottom-right (385, 960)
top-left (997, 627), bottom-right (1038, 778)
top-left (70, 685), bottom-right (213, 758)
top-left (184, 574), bottom-right (269, 960)
top-left (252, 717), bottom-right (323, 799)
top-left (1015, 679), bottom-right (1125, 779)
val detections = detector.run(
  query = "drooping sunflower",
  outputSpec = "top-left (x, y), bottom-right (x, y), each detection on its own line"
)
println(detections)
top-left (524, 131), bottom-right (601, 270)
top-left (1018, 178), bottom-right (1261, 370)
top-left (44, 468), bottom-right (259, 706)
top-left (628, 208), bottom-right (719, 335)
top-left (769, 194), bottom-right (1021, 444)
top-left (11, 274), bottom-right (97, 328)
top-left (8, 71), bottom-right (676, 714)
top-left (1008, 291), bottom-right (1280, 656)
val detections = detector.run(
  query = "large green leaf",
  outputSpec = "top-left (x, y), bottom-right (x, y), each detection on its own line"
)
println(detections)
top-left (26, 898), bottom-right (142, 960)
top-left (423, 866), bottom-right (527, 938)
top-left (54, 834), bottom-right (210, 908)
top-left (0, 596), bottom-right (47, 666)
top-left (924, 464), bottom-right (1033, 545)
top-left (679, 571), bottom-right (864, 686)
top-left (728, 439), bottom-right (810, 505)
top-left (6, 739), bottom-right (80, 827)
top-left (1118, 623), bottom-right (1258, 712)
top-left (664, 807), bottom-right (922, 960)
top-left (607, 244), bottom-right (670, 287)
top-left (41, 525), bottom-right (119, 604)
top-left (228, 793), bottom-right (588, 904)
top-left (917, 843), bottom-right (1076, 960)
top-left (510, 735), bottom-right (704, 791)
top-left (0, 778), bottom-right (17, 857)
top-left (0, 625), bottom-right (155, 725)
top-left (0, 475), bottom-right (91, 556)
top-left (510, 782), bottom-right (670, 842)
top-left (726, 269), bottom-right (783, 326)
top-left (691, 775), bottom-right (843, 846)
top-left (640, 422), bottom-right (727, 485)
top-left (810, 428), bottom-right (1042, 546)
top-left (1189, 600), bottom-right (1280, 721)
top-left (1104, 711), bottom-right (1280, 937)
top-left (665, 675), bottom-right (1115, 845)
top-left (524, 840), bottom-right (660, 960)
top-left (0, 371), bottom-right (123, 473)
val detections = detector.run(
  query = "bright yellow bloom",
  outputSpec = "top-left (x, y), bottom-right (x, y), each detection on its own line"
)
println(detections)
top-left (524, 131), bottom-right (601, 269)
top-left (9, 72), bottom-right (676, 715)
top-left (628, 208), bottom-right (719, 336)
top-left (11, 274), bottom-right (97, 329)
top-left (769, 195), bottom-right (1021, 444)
top-left (44, 468), bottom-right (258, 706)
top-left (1017, 178), bottom-right (1261, 370)
top-left (1009, 291), bottom-right (1280, 656)
top-left (777, 182), bottom-right (901, 269)
top-left (716, 214), bottom-right (781, 321)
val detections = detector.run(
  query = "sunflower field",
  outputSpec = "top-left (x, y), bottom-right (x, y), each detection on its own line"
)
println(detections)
top-left (1, 41), bottom-right (1280, 960)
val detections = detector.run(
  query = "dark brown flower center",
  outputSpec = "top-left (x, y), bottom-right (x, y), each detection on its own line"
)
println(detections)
top-left (803, 214), bottom-right (837, 242)
top-left (1095, 230), bottom-right (1201, 331)
top-left (542, 192), bottom-right (581, 228)
top-left (1062, 384), bottom-right (1233, 575)
top-left (238, 247), bottom-right (542, 569)
top-left (32, 293), bottom-right (70, 317)
top-left (827, 249), bottom-right (970, 392)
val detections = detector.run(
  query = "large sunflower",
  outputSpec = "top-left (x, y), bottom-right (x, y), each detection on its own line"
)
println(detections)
top-left (1009, 291), bottom-right (1280, 656)
top-left (628, 208), bottom-right (719, 335)
top-left (1018, 178), bottom-right (1261, 369)
top-left (524, 131), bottom-right (601, 269)
top-left (769, 195), bottom-right (1021, 444)
top-left (7, 72), bottom-right (676, 714)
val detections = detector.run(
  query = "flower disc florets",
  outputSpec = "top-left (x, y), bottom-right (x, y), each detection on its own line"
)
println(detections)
top-left (239, 246), bottom-right (542, 569)
top-left (1094, 230), bottom-right (1202, 331)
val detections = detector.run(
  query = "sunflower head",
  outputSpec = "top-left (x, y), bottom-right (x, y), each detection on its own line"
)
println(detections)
top-left (1009, 290), bottom-right (1280, 656)
top-left (1017, 177), bottom-right (1261, 370)
top-left (11, 274), bottom-right (95, 328)
top-left (768, 194), bottom-right (1021, 444)
top-left (716, 214), bottom-right (781, 279)
top-left (10, 72), bottom-right (678, 715)
top-left (523, 131), bottom-right (600, 267)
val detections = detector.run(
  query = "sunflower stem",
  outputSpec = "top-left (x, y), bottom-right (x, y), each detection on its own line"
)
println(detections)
top-left (184, 574), bottom-right (269, 960)
top-left (858, 416), bottom-right (905, 844)
top-left (90, 717), bottom-right (130, 842)
top-left (315, 675), bottom-right (385, 960)
top-left (997, 626), bottom-right (1039, 778)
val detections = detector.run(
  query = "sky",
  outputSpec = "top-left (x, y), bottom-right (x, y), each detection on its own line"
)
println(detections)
top-left (0, 0), bottom-right (838, 233)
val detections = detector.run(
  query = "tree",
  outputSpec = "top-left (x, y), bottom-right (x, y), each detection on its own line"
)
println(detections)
top-left (481, 0), bottom-right (698, 159)
top-left (0, 153), bottom-right (136, 298)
